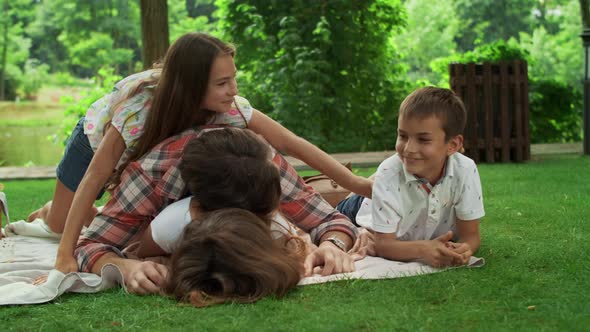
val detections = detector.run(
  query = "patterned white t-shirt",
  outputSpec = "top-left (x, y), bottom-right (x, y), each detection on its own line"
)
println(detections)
top-left (84, 69), bottom-right (253, 163)
top-left (356, 153), bottom-right (485, 240)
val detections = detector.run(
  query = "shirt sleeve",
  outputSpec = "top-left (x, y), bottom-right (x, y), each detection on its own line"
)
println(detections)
top-left (367, 158), bottom-right (403, 234)
top-left (273, 153), bottom-right (359, 245)
top-left (110, 89), bottom-right (152, 148)
top-left (454, 162), bottom-right (485, 221)
top-left (75, 159), bottom-right (187, 272)
top-left (150, 197), bottom-right (192, 254)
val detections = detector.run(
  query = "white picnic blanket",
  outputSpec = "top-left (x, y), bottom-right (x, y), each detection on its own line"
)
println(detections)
top-left (0, 232), bottom-right (484, 306)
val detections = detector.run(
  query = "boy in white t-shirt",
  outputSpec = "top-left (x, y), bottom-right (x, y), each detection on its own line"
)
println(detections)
top-left (338, 87), bottom-right (484, 267)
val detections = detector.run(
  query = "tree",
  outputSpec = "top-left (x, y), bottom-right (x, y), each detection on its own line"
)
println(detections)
top-left (580, 0), bottom-right (590, 27)
top-left (216, 0), bottom-right (407, 152)
top-left (393, 0), bottom-right (460, 85)
top-left (140, 0), bottom-right (169, 69)
top-left (0, 0), bottom-right (34, 100)
top-left (453, 0), bottom-right (537, 51)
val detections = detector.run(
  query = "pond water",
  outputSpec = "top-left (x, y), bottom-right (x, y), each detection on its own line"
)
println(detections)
top-left (0, 124), bottom-right (64, 166)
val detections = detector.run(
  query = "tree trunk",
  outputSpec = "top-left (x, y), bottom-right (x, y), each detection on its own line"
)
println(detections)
top-left (581, 0), bottom-right (590, 29)
top-left (0, 1), bottom-right (9, 101)
top-left (140, 0), bottom-right (169, 69)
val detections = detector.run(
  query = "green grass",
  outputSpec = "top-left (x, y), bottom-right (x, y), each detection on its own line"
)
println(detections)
top-left (1, 154), bottom-right (589, 331)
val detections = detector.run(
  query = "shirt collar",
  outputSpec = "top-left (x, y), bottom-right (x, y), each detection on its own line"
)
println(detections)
top-left (402, 154), bottom-right (456, 185)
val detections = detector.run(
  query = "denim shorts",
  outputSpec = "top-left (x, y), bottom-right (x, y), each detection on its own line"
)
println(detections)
top-left (335, 194), bottom-right (364, 227)
top-left (56, 117), bottom-right (104, 199)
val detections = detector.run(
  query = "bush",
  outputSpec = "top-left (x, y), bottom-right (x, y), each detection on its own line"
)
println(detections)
top-left (432, 40), bottom-right (582, 144)
top-left (59, 67), bottom-right (122, 144)
top-left (528, 79), bottom-right (582, 143)
top-left (217, 0), bottom-right (409, 153)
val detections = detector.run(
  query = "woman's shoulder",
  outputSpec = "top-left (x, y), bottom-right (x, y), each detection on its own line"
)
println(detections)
top-left (115, 69), bottom-right (160, 92)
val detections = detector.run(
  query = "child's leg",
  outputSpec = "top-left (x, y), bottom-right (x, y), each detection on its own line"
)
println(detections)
top-left (335, 194), bottom-right (365, 227)
top-left (27, 117), bottom-right (102, 233)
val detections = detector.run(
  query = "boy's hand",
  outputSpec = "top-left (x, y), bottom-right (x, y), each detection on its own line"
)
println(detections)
top-left (446, 241), bottom-right (473, 266)
top-left (420, 231), bottom-right (463, 267)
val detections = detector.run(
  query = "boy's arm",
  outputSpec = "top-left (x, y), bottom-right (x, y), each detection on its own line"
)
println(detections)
top-left (375, 231), bottom-right (462, 267)
top-left (248, 110), bottom-right (373, 198)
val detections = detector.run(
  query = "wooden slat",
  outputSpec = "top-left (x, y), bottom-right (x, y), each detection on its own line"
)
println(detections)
top-left (483, 63), bottom-right (494, 162)
top-left (466, 63), bottom-right (479, 163)
top-left (499, 62), bottom-right (510, 162)
top-left (522, 61), bottom-right (531, 160)
top-left (513, 61), bottom-right (523, 161)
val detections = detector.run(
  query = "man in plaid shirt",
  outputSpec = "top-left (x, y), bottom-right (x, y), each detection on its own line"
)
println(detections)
top-left (75, 128), bottom-right (360, 294)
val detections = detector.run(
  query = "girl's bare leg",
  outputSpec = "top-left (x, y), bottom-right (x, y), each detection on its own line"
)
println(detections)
top-left (38, 180), bottom-right (75, 234)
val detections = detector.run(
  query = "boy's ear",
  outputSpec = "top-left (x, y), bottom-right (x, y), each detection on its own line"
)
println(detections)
top-left (447, 135), bottom-right (463, 156)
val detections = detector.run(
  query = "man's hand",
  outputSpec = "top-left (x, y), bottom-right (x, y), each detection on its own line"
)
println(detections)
top-left (349, 229), bottom-right (375, 260)
top-left (304, 241), bottom-right (355, 276)
top-left (446, 241), bottom-right (473, 266)
top-left (420, 231), bottom-right (463, 267)
top-left (122, 260), bottom-right (169, 295)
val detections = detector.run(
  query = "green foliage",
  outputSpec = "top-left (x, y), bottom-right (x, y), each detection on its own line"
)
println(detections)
top-left (3, 155), bottom-right (590, 330)
top-left (216, 0), bottom-right (408, 152)
top-left (452, 0), bottom-right (537, 52)
top-left (392, 0), bottom-right (460, 85)
top-left (518, 0), bottom-right (583, 93)
top-left (528, 79), bottom-right (582, 143)
top-left (430, 39), bottom-right (528, 87)
top-left (16, 59), bottom-right (49, 99)
top-left (60, 67), bottom-right (121, 143)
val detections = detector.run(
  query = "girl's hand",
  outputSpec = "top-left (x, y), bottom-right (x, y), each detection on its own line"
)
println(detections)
top-left (349, 176), bottom-right (373, 199)
top-left (54, 251), bottom-right (80, 274)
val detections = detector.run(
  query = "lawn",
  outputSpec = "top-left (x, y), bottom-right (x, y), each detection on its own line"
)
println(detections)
top-left (0, 154), bottom-right (589, 331)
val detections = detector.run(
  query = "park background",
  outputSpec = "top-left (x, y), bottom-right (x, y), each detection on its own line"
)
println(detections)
top-left (0, 0), bottom-right (587, 166)
top-left (0, 1), bottom-right (589, 331)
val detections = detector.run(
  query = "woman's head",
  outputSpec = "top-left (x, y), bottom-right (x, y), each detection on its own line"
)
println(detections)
top-left (180, 128), bottom-right (281, 217)
top-left (166, 208), bottom-right (304, 307)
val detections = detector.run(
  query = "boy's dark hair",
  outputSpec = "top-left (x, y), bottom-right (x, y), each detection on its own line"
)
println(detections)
top-left (399, 87), bottom-right (466, 140)
top-left (179, 128), bottom-right (281, 218)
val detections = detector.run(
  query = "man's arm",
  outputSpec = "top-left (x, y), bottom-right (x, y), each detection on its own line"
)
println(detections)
top-left (92, 253), bottom-right (168, 295)
top-left (271, 153), bottom-right (359, 276)
top-left (272, 153), bottom-right (358, 244)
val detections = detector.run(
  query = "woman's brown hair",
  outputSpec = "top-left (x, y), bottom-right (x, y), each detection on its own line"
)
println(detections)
top-left (109, 32), bottom-right (235, 188)
top-left (165, 208), bottom-right (305, 307)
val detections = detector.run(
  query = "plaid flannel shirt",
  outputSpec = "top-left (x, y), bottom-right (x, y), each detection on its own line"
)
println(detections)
top-left (76, 128), bottom-right (358, 272)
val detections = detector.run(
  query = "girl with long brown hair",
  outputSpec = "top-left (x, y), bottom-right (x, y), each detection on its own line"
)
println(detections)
top-left (23, 32), bottom-right (370, 275)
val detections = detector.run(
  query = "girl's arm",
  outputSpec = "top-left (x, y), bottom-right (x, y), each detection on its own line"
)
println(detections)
top-left (54, 126), bottom-right (126, 273)
top-left (248, 110), bottom-right (373, 198)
